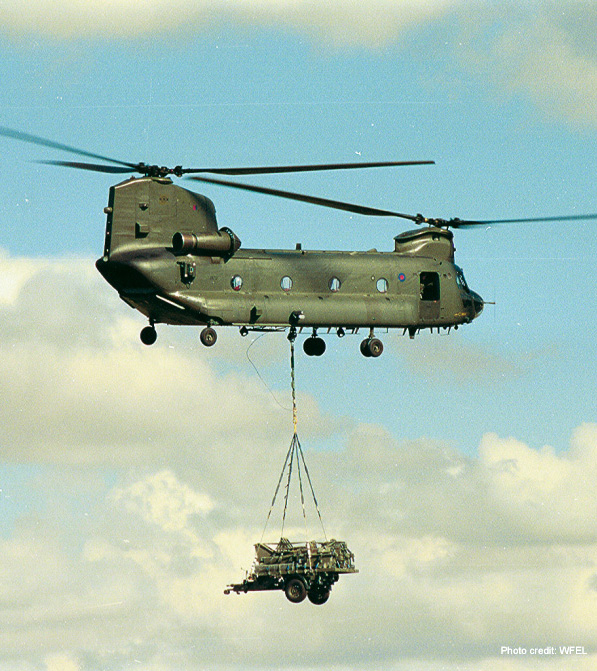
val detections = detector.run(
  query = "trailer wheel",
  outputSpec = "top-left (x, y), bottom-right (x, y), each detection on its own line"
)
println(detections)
top-left (308, 586), bottom-right (330, 605)
top-left (285, 578), bottom-right (307, 603)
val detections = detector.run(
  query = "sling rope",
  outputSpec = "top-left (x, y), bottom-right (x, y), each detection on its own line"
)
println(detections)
top-left (260, 335), bottom-right (327, 542)
top-left (290, 336), bottom-right (298, 433)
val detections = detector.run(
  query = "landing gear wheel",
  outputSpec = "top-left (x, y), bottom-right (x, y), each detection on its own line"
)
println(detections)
top-left (303, 336), bottom-right (326, 357)
top-left (284, 578), bottom-right (307, 603)
top-left (308, 586), bottom-right (330, 605)
top-left (140, 326), bottom-right (157, 346)
top-left (360, 339), bottom-right (372, 357)
top-left (200, 327), bottom-right (217, 347)
top-left (360, 337), bottom-right (383, 358)
top-left (368, 338), bottom-right (383, 357)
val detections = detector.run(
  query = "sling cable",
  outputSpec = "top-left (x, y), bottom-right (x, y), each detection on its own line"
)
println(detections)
top-left (224, 329), bottom-right (358, 605)
top-left (260, 329), bottom-right (326, 543)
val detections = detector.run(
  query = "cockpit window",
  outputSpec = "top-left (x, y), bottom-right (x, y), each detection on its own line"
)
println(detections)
top-left (455, 267), bottom-right (469, 292)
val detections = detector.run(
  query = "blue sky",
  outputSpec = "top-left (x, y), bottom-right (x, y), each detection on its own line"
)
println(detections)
top-left (0, 3), bottom-right (596, 670)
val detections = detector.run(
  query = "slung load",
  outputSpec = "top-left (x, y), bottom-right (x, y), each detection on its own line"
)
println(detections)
top-left (224, 538), bottom-right (358, 605)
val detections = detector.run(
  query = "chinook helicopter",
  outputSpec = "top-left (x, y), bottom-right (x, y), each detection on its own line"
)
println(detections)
top-left (2, 126), bottom-right (595, 357)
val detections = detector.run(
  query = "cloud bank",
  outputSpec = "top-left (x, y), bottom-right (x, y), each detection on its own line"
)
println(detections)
top-left (3, 3), bottom-right (596, 126)
top-left (1, 254), bottom-right (596, 669)
top-left (1, 0), bottom-right (455, 44)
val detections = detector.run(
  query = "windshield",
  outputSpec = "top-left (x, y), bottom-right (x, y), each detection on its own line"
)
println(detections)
top-left (455, 266), bottom-right (469, 293)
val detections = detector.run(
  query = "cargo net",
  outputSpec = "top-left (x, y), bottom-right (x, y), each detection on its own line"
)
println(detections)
top-left (260, 338), bottom-right (327, 543)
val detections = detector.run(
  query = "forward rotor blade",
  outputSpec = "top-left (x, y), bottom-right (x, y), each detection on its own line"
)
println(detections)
top-left (183, 160), bottom-right (434, 176)
top-left (448, 213), bottom-right (597, 228)
top-left (0, 126), bottom-right (138, 170)
top-left (189, 175), bottom-right (419, 220)
top-left (38, 160), bottom-right (136, 174)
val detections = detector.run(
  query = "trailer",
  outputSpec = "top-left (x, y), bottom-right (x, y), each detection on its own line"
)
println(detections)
top-left (224, 537), bottom-right (357, 604)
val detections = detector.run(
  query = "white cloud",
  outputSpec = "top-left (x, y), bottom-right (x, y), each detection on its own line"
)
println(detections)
top-left (453, 5), bottom-right (597, 125)
top-left (109, 470), bottom-right (216, 558)
top-left (393, 333), bottom-right (527, 383)
top-left (44, 653), bottom-right (81, 671)
top-left (1, 0), bottom-right (457, 45)
top-left (0, 248), bottom-right (50, 305)
top-left (480, 427), bottom-right (597, 541)
top-left (111, 470), bottom-right (215, 529)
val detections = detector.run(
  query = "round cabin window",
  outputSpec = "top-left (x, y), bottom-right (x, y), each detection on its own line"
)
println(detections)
top-left (329, 277), bottom-right (341, 292)
top-left (281, 276), bottom-right (293, 292)
top-left (231, 275), bottom-right (243, 291)
top-left (376, 278), bottom-right (388, 293)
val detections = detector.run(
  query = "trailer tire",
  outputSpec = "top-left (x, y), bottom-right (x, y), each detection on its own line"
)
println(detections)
top-left (285, 578), bottom-right (307, 603)
top-left (308, 586), bottom-right (330, 605)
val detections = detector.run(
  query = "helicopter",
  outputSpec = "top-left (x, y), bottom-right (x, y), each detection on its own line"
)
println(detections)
top-left (2, 126), bottom-right (595, 358)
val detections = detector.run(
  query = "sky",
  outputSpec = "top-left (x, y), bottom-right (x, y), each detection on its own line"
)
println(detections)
top-left (0, 1), bottom-right (596, 669)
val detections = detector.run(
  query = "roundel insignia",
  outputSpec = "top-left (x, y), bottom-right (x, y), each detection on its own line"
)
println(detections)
top-left (398, 273), bottom-right (406, 282)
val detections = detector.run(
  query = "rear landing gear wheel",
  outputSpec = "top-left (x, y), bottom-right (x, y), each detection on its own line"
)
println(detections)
top-left (200, 327), bottom-right (217, 347)
top-left (285, 578), bottom-right (307, 603)
top-left (303, 336), bottom-right (326, 357)
top-left (360, 337), bottom-right (383, 358)
top-left (140, 325), bottom-right (157, 346)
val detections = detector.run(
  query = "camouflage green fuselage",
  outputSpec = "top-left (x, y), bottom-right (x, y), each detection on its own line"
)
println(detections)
top-left (96, 176), bottom-right (483, 332)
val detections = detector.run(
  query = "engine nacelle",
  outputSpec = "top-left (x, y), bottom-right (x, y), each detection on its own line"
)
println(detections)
top-left (172, 227), bottom-right (241, 257)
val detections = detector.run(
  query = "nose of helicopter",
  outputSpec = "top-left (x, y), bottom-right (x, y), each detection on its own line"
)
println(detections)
top-left (471, 291), bottom-right (484, 319)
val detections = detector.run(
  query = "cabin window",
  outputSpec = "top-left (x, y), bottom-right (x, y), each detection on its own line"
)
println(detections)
top-left (280, 276), bottom-right (293, 292)
top-left (420, 272), bottom-right (440, 301)
top-left (376, 278), bottom-right (388, 293)
top-left (329, 277), bottom-right (341, 292)
top-left (231, 275), bottom-right (243, 291)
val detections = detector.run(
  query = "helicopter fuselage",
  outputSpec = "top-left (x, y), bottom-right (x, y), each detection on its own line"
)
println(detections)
top-left (98, 246), bottom-right (481, 329)
top-left (95, 176), bottom-right (483, 352)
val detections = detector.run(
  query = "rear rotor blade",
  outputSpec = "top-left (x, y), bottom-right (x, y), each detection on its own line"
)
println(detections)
top-left (183, 160), bottom-right (434, 176)
top-left (0, 126), bottom-right (138, 170)
top-left (189, 175), bottom-right (419, 220)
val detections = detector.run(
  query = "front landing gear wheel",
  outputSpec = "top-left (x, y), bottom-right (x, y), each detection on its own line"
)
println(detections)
top-left (140, 326), bottom-right (157, 346)
top-left (368, 337), bottom-right (383, 357)
top-left (285, 578), bottom-right (307, 603)
top-left (303, 336), bottom-right (326, 357)
top-left (200, 327), bottom-right (217, 347)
